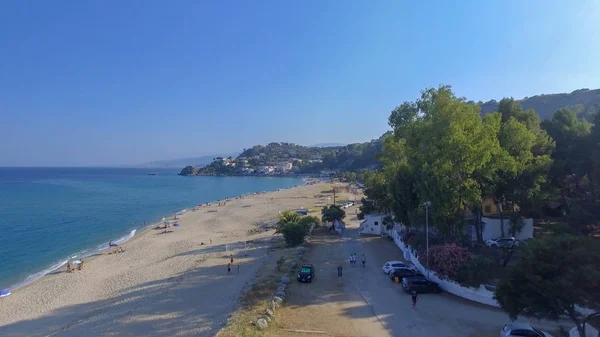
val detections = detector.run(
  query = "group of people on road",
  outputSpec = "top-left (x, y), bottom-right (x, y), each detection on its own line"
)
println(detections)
top-left (349, 253), bottom-right (366, 268)
top-left (340, 253), bottom-right (419, 309)
top-left (227, 255), bottom-right (240, 275)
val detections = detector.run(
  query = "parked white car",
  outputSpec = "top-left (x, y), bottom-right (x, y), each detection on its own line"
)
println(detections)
top-left (486, 237), bottom-right (519, 248)
top-left (382, 261), bottom-right (416, 274)
top-left (501, 323), bottom-right (552, 337)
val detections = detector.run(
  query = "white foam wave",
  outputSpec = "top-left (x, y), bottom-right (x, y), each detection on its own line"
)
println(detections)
top-left (10, 259), bottom-right (69, 291)
top-left (113, 229), bottom-right (136, 245)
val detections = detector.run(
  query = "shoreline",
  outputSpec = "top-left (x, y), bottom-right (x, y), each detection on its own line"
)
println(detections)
top-left (2, 179), bottom-right (309, 293)
top-left (0, 181), bottom-right (329, 336)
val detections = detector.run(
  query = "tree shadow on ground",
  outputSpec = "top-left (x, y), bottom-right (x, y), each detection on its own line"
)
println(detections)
top-left (0, 250), bottom-right (267, 337)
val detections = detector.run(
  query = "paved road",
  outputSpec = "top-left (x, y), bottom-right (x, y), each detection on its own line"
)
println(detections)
top-left (272, 216), bottom-right (569, 337)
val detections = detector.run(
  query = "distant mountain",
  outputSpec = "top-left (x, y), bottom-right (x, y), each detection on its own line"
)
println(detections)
top-left (312, 143), bottom-right (347, 148)
top-left (479, 88), bottom-right (600, 121)
top-left (132, 153), bottom-right (239, 168)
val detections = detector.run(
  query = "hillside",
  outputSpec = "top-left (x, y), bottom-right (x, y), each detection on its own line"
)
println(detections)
top-left (479, 88), bottom-right (600, 121)
top-left (179, 135), bottom-right (389, 176)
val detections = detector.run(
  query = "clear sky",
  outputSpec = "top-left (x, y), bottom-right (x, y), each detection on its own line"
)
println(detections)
top-left (1, 0), bottom-right (599, 166)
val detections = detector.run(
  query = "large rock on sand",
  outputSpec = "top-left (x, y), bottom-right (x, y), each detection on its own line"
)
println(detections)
top-left (281, 276), bottom-right (290, 284)
top-left (275, 290), bottom-right (286, 298)
top-left (256, 318), bottom-right (268, 329)
top-left (266, 308), bottom-right (275, 318)
top-left (273, 296), bottom-right (284, 305)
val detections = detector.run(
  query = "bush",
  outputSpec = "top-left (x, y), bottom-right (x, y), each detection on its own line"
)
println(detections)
top-left (419, 243), bottom-right (471, 279)
top-left (401, 230), bottom-right (415, 243)
top-left (455, 254), bottom-right (495, 288)
top-left (281, 223), bottom-right (307, 246)
top-left (298, 215), bottom-right (320, 231)
top-left (407, 232), bottom-right (442, 252)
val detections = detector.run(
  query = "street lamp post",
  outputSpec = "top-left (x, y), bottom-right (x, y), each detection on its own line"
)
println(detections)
top-left (423, 201), bottom-right (431, 278)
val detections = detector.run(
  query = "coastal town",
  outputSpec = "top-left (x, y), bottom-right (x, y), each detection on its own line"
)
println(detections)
top-left (180, 155), bottom-right (338, 177)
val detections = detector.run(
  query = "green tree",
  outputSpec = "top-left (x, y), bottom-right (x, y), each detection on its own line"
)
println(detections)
top-left (297, 215), bottom-right (320, 231)
top-left (389, 86), bottom-right (501, 238)
top-left (281, 223), bottom-right (308, 246)
top-left (321, 205), bottom-right (346, 223)
top-left (275, 210), bottom-right (301, 234)
top-left (542, 108), bottom-right (592, 192)
top-left (495, 235), bottom-right (600, 336)
top-left (361, 170), bottom-right (393, 213)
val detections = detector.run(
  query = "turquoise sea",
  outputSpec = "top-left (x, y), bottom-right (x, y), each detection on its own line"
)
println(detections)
top-left (0, 167), bottom-right (304, 290)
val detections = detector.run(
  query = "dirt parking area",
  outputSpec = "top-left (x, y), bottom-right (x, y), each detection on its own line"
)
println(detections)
top-left (265, 233), bottom-right (390, 337)
top-left (265, 215), bottom-right (569, 337)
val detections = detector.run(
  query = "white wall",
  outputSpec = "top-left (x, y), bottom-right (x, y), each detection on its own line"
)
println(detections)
top-left (392, 229), bottom-right (501, 307)
top-left (359, 214), bottom-right (384, 236)
top-left (472, 217), bottom-right (534, 241)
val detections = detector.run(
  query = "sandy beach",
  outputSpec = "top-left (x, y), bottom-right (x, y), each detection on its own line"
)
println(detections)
top-left (0, 182), bottom-right (328, 337)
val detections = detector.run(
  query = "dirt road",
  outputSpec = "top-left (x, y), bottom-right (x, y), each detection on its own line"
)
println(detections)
top-left (269, 215), bottom-right (568, 337)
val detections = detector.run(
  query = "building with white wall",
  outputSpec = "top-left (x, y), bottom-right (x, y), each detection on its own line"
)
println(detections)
top-left (359, 213), bottom-right (392, 236)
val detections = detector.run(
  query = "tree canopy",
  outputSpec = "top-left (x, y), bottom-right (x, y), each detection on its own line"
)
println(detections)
top-left (494, 235), bottom-right (600, 336)
top-left (321, 205), bottom-right (346, 223)
top-left (363, 85), bottom-right (599, 240)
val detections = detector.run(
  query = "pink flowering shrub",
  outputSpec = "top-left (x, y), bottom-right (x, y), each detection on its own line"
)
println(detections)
top-left (419, 243), bottom-right (471, 280)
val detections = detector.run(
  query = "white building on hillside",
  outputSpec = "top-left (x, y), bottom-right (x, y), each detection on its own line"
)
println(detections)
top-left (277, 162), bottom-right (293, 172)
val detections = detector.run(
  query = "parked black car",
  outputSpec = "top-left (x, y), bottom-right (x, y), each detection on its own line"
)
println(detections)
top-left (389, 268), bottom-right (423, 282)
top-left (401, 276), bottom-right (442, 293)
top-left (297, 264), bottom-right (315, 283)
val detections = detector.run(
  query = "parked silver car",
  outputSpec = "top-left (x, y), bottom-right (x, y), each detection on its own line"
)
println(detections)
top-left (500, 323), bottom-right (553, 337)
top-left (486, 236), bottom-right (519, 248)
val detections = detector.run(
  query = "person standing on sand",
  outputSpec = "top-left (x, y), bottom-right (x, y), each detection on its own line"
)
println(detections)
top-left (237, 264), bottom-right (240, 274)
top-left (210, 238), bottom-right (212, 245)
top-left (227, 263), bottom-right (231, 275)
top-left (66, 262), bottom-right (72, 273)
top-left (230, 255), bottom-right (234, 264)
top-left (361, 254), bottom-right (366, 268)
top-left (337, 265), bottom-right (343, 277)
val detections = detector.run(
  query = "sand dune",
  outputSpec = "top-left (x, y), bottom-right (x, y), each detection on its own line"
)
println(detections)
top-left (0, 182), bottom-right (327, 337)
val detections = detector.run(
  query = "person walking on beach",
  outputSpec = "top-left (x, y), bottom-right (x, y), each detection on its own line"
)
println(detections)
top-left (337, 265), bottom-right (343, 277)
top-left (361, 254), bottom-right (366, 268)
top-left (227, 263), bottom-right (231, 275)
top-left (411, 291), bottom-right (418, 309)
top-left (349, 254), bottom-right (354, 267)
top-left (230, 255), bottom-right (234, 264)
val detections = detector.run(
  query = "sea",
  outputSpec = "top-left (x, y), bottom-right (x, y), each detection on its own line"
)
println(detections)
top-left (0, 167), bottom-right (304, 291)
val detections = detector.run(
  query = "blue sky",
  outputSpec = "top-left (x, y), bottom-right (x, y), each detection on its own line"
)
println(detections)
top-left (1, 0), bottom-right (599, 166)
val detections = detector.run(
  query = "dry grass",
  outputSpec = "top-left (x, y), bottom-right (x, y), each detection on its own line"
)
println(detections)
top-left (217, 239), bottom-right (299, 337)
